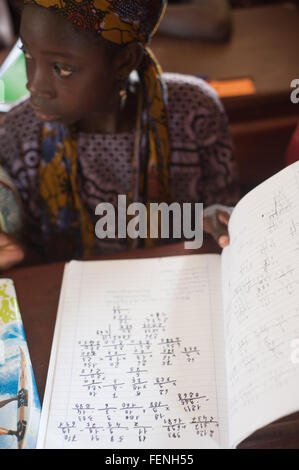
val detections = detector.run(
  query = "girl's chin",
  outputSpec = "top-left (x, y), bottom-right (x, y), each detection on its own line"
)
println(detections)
top-left (34, 110), bottom-right (61, 123)
top-left (34, 111), bottom-right (78, 127)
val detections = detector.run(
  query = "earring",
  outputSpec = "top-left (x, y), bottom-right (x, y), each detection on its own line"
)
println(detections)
top-left (119, 85), bottom-right (127, 106)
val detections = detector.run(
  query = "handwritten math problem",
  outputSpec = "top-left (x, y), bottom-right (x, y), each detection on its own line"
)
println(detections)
top-left (222, 163), bottom-right (299, 445)
top-left (54, 305), bottom-right (218, 446)
top-left (40, 255), bottom-right (225, 449)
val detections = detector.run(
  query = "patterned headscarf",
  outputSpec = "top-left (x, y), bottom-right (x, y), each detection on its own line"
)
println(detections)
top-left (23, 0), bottom-right (172, 259)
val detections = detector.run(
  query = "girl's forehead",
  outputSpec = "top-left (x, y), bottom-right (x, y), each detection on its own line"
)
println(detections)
top-left (20, 4), bottom-right (96, 52)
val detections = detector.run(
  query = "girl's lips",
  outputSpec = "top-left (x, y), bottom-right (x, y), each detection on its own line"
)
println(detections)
top-left (33, 109), bottom-right (60, 123)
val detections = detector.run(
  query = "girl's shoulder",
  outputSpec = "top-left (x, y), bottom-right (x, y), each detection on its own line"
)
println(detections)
top-left (0, 99), bottom-right (40, 169)
top-left (0, 99), bottom-right (39, 137)
top-left (163, 72), bottom-right (224, 116)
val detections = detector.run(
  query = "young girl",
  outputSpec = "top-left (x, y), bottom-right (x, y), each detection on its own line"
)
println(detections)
top-left (0, 0), bottom-right (239, 268)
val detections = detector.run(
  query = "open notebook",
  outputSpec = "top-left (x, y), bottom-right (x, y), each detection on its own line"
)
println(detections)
top-left (37, 162), bottom-right (299, 449)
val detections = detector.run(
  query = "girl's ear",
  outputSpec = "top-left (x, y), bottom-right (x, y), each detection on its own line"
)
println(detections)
top-left (114, 42), bottom-right (144, 80)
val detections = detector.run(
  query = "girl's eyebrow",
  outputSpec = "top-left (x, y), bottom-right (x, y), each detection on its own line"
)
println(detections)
top-left (39, 49), bottom-right (77, 59)
top-left (20, 35), bottom-right (79, 59)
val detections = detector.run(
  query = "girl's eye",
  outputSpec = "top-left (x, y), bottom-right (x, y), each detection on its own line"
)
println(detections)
top-left (53, 64), bottom-right (73, 78)
top-left (19, 45), bottom-right (73, 77)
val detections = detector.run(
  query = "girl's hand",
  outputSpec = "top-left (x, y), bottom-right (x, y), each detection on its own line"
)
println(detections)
top-left (203, 204), bottom-right (234, 248)
top-left (0, 232), bottom-right (25, 270)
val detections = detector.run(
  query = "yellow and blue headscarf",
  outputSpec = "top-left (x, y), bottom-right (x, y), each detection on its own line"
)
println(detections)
top-left (23, 0), bottom-right (172, 259)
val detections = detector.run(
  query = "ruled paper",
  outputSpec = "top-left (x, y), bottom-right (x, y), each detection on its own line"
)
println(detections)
top-left (37, 254), bottom-right (228, 449)
top-left (221, 162), bottom-right (299, 447)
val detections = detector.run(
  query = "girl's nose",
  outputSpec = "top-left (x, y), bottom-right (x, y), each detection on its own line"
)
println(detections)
top-left (26, 69), bottom-right (56, 100)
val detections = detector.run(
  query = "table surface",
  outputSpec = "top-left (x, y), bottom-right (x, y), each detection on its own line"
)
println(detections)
top-left (3, 237), bottom-right (299, 450)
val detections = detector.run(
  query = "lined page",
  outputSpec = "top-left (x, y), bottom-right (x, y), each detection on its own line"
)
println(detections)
top-left (221, 162), bottom-right (299, 447)
top-left (37, 254), bottom-right (228, 449)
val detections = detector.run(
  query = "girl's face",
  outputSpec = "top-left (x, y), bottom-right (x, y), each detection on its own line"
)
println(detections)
top-left (20, 5), bottom-right (120, 127)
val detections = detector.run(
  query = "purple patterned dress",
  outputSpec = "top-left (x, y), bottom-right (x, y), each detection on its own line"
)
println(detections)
top-left (0, 73), bottom-right (239, 261)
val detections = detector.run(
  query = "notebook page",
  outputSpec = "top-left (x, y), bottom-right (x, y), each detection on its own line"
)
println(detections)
top-left (37, 254), bottom-right (228, 449)
top-left (221, 162), bottom-right (299, 447)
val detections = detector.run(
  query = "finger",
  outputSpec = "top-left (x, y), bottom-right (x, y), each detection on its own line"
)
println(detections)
top-left (0, 245), bottom-right (24, 270)
top-left (217, 210), bottom-right (230, 226)
top-left (0, 232), bottom-right (14, 248)
top-left (203, 217), bottom-right (222, 238)
top-left (218, 234), bottom-right (229, 248)
top-left (0, 233), bottom-right (25, 270)
top-left (203, 217), bottom-right (230, 247)
top-left (216, 211), bottom-right (231, 246)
